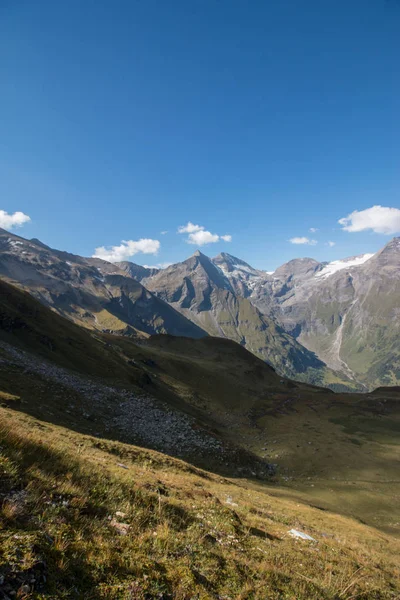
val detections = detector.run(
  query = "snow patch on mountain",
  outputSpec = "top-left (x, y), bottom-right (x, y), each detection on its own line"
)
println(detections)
top-left (315, 254), bottom-right (375, 279)
top-left (7, 238), bottom-right (24, 247)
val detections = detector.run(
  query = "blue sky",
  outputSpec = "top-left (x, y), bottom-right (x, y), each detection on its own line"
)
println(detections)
top-left (1, 0), bottom-right (399, 270)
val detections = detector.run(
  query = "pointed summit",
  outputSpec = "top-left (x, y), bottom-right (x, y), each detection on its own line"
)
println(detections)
top-left (186, 249), bottom-right (208, 263)
top-left (382, 236), bottom-right (400, 253)
top-left (213, 252), bottom-right (258, 273)
top-left (213, 252), bottom-right (263, 276)
top-left (30, 238), bottom-right (52, 250)
top-left (366, 236), bottom-right (399, 268)
top-left (191, 249), bottom-right (204, 258)
top-left (184, 250), bottom-right (214, 269)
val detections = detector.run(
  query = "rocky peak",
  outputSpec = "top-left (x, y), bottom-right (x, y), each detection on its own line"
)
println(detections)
top-left (191, 249), bottom-right (203, 258)
top-left (372, 237), bottom-right (400, 265)
top-left (212, 252), bottom-right (259, 274)
top-left (182, 251), bottom-right (230, 289)
top-left (273, 258), bottom-right (322, 282)
top-left (30, 238), bottom-right (52, 250)
top-left (116, 261), bottom-right (159, 282)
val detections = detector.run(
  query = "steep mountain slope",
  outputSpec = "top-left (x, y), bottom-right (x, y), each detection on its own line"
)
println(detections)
top-left (0, 228), bottom-right (206, 339)
top-left (337, 239), bottom-right (400, 387)
top-left (142, 251), bottom-right (346, 385)
top-left (250, 239), bottom-right (400, 389)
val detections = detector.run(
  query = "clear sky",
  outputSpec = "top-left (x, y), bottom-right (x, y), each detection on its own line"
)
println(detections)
top-left (1, 0), bottom-right (399, 270)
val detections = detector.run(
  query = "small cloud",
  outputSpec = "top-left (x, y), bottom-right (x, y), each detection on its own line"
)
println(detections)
top-left (178, 221), bottom-right (231, 246)
top-left (289, 237), bottom-right (318, 245)
top-left (338, 205), bottom-right (400, 235)
top-left (160, 230), bottom-right (168, 235)
top-left (93, 238), bottom-right (160, 263)
top-left (309, 227), bottom-right (318, 233)
top-left (178, 222), bottom-right (204, 234)
top-left (327, 241), bottom-right (336, 247)
top-left (188, 230), bottom-right (219, 245)
top-left (0, 210), bottom-right (31, 230)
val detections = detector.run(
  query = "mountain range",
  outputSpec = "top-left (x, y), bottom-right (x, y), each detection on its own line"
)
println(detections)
top-left (1, 232), bottom-right (400, 598)
top-left (0, 226), bottom-right (398, 391)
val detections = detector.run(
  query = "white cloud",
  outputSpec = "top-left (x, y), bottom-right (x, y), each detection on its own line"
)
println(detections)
top-left (188, 230), bottom-right (219, 245)
top-left (338, 205), bottom-right (400, 235)
top-left (160, 230), bottom-right (168, 235)
top-left (309, 227), bottom-right (318, 233)
top-left (289, 237), bottom-right (318, 245)
top-left (178, 221), bottom-right (231, 246)
top-left (327, 241), bottom-right (336, 247)
top-left (0, 210), bottom-right (31, 230)
top-left (93, 238), bottom-right (160, 262)
top-left (178, 222), bottom-right (204, 234)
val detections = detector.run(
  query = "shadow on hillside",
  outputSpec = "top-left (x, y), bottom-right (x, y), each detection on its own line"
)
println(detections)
top-left (0, 362), bottom-right (274, 481)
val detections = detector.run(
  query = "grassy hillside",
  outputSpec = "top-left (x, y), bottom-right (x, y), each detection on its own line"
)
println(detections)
top-left (1, 279), bottom-right (400, 533)
top-left (115, 335), bottom-right (400, 536)
top-left (1, 408), bottom-right (399, 599)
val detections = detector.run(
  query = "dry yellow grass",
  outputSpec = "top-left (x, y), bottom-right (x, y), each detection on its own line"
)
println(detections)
top-left (1, 406), bottom-right (399, 599)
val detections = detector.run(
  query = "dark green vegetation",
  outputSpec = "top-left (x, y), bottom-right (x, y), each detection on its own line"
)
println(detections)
top-left (0, 278), bottom-right (400, 598)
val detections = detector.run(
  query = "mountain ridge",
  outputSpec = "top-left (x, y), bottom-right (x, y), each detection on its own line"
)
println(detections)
top-left (1, 227), bottom-right (398, 390)
top-left (0, 228), bottom-right (207, 340)
top-left (142, 250), bottom-right (348, 386)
